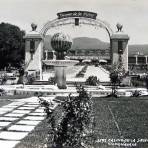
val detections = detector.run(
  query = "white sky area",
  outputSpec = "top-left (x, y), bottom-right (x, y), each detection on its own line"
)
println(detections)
top-left (0, 0), bottom-right (147, 44)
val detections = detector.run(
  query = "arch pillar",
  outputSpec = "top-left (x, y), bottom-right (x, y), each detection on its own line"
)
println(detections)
top-left (24, 29), bottom-right (43, 80)
top-left (110, 32), bottom-right (129, 71)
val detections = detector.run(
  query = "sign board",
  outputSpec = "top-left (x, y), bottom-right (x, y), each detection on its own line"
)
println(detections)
top-left (57, 11), bottom-right (97, 20)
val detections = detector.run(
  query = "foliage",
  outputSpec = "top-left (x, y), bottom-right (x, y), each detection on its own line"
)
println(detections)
top-left (76, 66), bottom-right (87, 78)
top-left (39, 97), bottom-right (54, 117)
top-left (0, 22), bottom-right (25, 69)
top-left (26, 74), bottom-right (36, 85)
top-left (91, 59), bottom-right (99, 65)
top-left (48, 77), bottom-right (56, 85)
top-left (13, 96), bottom-right (148, 148)
top-left (17, 68), bottom-right (25, 84)
top-left (85, 76), bottom-right (99, 86)
top-left (109, 70), bottom-right (120, 97)
top-left (19, 67), bottom-right (24, 76)
top-left (0, 88), bottom-right (6, 96)
top-left (0, 74), bottom-right (8, 85)
top-left (39, 85), bottom-right (95, 148)
top-left (131, 90), bottom-right (142, 97)
top-left (109, 61), bottom-right (126, 97)
top-left (131, 75), bottom-right (146, 87)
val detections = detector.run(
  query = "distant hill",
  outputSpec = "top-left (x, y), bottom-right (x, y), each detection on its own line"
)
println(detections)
top-left (43, 35), bottom-right (109, 50)
top-left (128, 44), bottom-right (148, 56)
top-left (44, 35), bottom-right (148, 55)
top-left (71, 37), bottom-right (109, 49)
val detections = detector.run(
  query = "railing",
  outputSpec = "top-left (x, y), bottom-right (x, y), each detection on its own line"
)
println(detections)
top-left (68, 55), bottom-right (110, 60)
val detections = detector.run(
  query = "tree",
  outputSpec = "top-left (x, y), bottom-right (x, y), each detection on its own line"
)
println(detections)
top-left (109, 58), bottom-right (126, 97)
top-left (0, 22), bottom-right (25, 69)
top-left (17, 67), bottom-right (24, 84)
top-left (110, 70), bottom-right (119, 97)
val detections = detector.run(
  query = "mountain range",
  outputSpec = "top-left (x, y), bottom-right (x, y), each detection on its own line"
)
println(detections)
top-left (44, 35), bottom-right (148, 56)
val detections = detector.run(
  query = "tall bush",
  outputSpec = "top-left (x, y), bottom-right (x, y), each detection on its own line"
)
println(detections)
top-left (39, 85), bottom-right (95, 148)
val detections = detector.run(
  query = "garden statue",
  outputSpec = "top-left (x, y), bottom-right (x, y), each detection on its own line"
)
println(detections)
top-left (116, 23), bottom-right (123, 32)
top-left (31, 23), bottom-right (37, 31)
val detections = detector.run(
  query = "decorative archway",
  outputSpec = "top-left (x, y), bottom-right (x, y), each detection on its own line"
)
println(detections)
top-left (40, 11), bottom-right (113, 38)
top-left (24, 11), bottom-right (129, 80)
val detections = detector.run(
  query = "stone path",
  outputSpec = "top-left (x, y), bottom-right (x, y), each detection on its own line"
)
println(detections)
top-left (0, 96), bottom-right (55, 148)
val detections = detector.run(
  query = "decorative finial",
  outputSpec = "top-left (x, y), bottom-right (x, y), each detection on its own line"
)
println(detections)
top-left (31, 23), bottom-right (37, 31)
top-left (116, 23), bottom-right (123, 32)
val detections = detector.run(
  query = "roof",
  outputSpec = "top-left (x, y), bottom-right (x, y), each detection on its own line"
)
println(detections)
top-left (111, 32), bottom-right (129, 40)
top-left (24, 31), bottom-right (42, 39)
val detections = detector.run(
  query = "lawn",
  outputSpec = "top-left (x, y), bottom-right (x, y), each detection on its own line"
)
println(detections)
top-left (15, 119), bottom-right (49, 148)
top-left (93, 96), bottom-right (148, 148)
top-left (14, 96), bottom-right (148, 148)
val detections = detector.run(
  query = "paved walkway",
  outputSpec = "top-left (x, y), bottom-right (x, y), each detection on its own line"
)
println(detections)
top-left (0, 96), bottom-right (55, 148)
top-left (84, 66), bottom-right (110, 82)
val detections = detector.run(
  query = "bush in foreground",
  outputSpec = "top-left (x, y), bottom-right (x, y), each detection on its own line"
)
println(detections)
top-left (39, 85), bottom-right (96, 148)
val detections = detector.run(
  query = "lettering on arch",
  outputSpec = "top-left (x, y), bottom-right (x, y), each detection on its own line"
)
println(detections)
top-left (57, 11), bottom-right (97, 20)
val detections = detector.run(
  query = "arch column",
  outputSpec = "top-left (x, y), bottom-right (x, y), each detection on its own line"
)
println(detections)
top-left (110, 32), bottom-right (129, 71)
top-left (24, 28), bottom-right (43, 80)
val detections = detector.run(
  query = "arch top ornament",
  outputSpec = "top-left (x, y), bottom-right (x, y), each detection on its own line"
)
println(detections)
top-left (40, 11), bottom-right (113, 37)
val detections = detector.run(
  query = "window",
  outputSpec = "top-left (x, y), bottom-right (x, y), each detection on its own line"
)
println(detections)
top-left (75, 18), bottom-right (79, 26)
top-left (30, 40), bottom-right (35, 59)
top-left (138, 56), bottom-right (146, 64)
top-left (118, 41), bottom-right (123, 54)
top-left (30, 40), bottom-right (35, 50)
top-left (128, 57), bottom-right (136, 64)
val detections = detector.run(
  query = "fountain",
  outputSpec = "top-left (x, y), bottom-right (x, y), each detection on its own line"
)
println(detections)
top-left (43, 33), bottom-right (78, 89)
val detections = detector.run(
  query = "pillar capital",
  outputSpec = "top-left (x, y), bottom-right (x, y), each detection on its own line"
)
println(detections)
top-left (24, 29), bottom-right (43, 80)
top-left (23, 30), bottom-right (43, 40)
top-left (111, 32), bottom-right (129, 40)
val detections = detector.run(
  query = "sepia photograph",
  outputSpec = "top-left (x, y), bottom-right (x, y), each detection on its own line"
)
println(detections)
top-left (0, 0), bottom-right (148, 147)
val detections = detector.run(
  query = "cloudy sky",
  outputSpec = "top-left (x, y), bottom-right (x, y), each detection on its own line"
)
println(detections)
top-left (0, 0), bottom-right (147, 44)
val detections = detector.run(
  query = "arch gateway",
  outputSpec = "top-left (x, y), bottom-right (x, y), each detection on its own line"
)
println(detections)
top-left (24, 11), bottom-right (129, 80)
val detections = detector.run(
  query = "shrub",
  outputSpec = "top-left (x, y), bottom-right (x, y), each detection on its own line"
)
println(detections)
top-left (85, 76), bottom-right (99, 86)
top-left (26, 74), bottom-right (35, 85)
top-left (131, 90), bottom-right (141, 97)
top-left (109, 70), bottom-right (121, 97)
top-left (131, 75), bottom-right (145, 87)
top-left (48, 77), bottom-right (56, 85)
top-left (1, 75), bottom-right (7, 85)
top-left (39, 85), bottom-right (96, 148)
